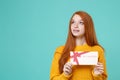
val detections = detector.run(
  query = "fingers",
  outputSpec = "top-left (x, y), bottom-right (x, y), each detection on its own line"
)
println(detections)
top-left (63, 62), bottom-right (73, 75)
top-left (65, 62), bottom-right (72, 68)
top-left (95, 63), bottom-right (104, 70)
top-left (93, 62), bottom-right (104, 75)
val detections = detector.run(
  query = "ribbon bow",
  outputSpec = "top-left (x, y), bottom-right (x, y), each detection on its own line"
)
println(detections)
top-left (70, 51), bottom-right (88, 65)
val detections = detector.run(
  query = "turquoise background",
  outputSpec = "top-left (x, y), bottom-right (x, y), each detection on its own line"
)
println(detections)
top-left (0, 0), bottom-right (120, 80)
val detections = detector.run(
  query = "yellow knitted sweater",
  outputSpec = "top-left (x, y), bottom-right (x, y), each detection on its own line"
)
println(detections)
top-left (50, 44), bottom-right (107, 80)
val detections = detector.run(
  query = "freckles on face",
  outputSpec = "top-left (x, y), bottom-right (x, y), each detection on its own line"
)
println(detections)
top-left (71, 14), bottom-right (85, 37)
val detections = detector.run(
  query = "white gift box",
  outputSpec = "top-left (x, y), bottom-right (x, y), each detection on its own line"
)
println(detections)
top-left (70, 51), bottom-right (98, 65)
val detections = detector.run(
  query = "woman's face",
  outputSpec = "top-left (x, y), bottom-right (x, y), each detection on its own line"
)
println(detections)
top-left (71, 14), bottom-right (85, 37)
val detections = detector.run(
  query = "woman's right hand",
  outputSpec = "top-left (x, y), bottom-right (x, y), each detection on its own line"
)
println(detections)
top-left (63, 62), bottom-right (73, 76)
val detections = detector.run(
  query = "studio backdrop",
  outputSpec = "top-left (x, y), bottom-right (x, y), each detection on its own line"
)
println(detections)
top-left (0, 0), bottom-right (120, 80)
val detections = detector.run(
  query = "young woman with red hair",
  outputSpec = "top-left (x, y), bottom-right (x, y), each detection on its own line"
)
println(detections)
top-left (50, 11), bottom-right (108, 80)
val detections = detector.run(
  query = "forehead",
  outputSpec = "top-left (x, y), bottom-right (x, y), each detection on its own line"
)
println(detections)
top-left (72, 14), bottom-right (82, 20)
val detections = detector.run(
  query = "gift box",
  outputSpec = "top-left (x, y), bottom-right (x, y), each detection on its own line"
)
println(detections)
top-left (70, 51), bottom-right (98, 65)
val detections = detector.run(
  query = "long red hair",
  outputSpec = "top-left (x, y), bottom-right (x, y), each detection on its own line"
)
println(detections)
top-left (59, 11), bottom-right (102, 73)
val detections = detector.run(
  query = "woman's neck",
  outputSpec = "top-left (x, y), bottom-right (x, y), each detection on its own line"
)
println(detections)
top-left (76, 36), bottom-right (86, 46)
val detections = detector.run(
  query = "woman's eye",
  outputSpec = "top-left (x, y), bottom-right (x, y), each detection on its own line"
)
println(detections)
top-left (71, 21), bottom-right (74, 24)
top-left (79, 22), bottom-right (84, 25)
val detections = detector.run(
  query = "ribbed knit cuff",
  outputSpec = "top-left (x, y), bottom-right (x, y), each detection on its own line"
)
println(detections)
top-left (62, 73), bottom-right (72, 78)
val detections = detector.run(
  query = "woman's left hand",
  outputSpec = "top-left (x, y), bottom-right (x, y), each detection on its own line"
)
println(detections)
top-left (93, 62), bottom-right (104, 76)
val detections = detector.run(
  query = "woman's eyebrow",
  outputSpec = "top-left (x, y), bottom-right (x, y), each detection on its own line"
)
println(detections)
top-left (79, 19), bottom-right (84, 22)
top-left (71, 19), bottom-right (74, 21)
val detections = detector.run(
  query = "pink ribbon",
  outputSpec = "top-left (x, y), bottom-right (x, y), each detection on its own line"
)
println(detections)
top-left (70, 51), bottom-right (88, 65)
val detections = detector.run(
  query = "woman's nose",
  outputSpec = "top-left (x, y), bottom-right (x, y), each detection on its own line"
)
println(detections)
top-left (74, 23), bottom-right (78, 28)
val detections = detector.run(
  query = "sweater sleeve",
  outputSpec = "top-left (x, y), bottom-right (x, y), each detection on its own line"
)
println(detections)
top-left (92, 46), bottom-right (108, 80)
top-left (50, 46), bottom-right (72, 80)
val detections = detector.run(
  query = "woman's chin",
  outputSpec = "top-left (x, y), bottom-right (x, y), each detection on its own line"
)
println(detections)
top-left (73, 34), bottom-right (80, 37)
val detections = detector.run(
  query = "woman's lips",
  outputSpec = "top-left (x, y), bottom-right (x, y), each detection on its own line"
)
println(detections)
top-left (73, 30), bottom-right (80, 32)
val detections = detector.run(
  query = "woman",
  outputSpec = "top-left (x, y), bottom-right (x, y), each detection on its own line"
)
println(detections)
top-left (50, 11), bottom-right (108, 80)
